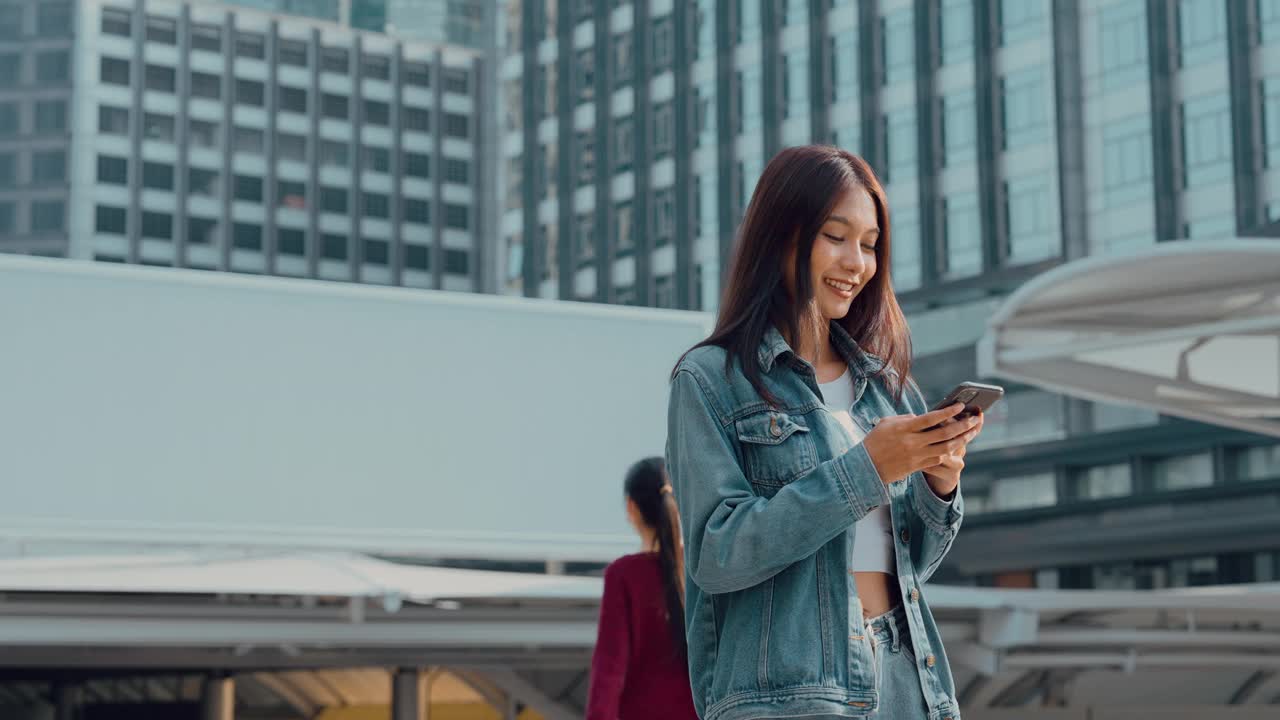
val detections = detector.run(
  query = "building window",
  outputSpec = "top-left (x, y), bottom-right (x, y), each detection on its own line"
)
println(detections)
top-left (1071, 463), bottom-right (1133, 501)
top-left (989, 472), bottom-right (1057, 512)
top-left (944, 192), bottom-right (982, 278)
top-left (320, 140), bottom-right (348, 168)
top-left (0, 153), bottom-right (14, 187)
top-left (652, 17), bottom-right (673, 72)
top-left (278, 228), bottom-right (305, 256)
top-left (0, 201), bottom-right (13, 233)
top-left (234, 174), bottom-right (263, 203)
top-left (404, 151), bottom-right (430, 179)
top-left (233, 222), bottom-right (262, 251)
top-left (32, 150), bottom-right (66, 184)
top-left (189, 167), bottom-right (218, 197)
top-left (278, 39), bottom-right (308, 67)
top-left (577, 131), bottom-right (595, 186)
top-left (1005, 176), bottom-right (1058, 263)
top-left (940, 0), bottom-right (973, 64)
top-left (442, 68), bottom-right (470, 94)
top-left (99, 106), bottom-right (129, 135)
top-left (142, 162), bottom-right (174, 191)
top-left (1100, 2), bottom-right (1147, 89)
top-left (444, 203), bottom-right (470, 230)
top-left (364, 100), bottom-right (390, 126)
top-left (0, 54), bottom-right (20, 88)
top-left (192, 24), bottom-right (221, 52)
top-left (1178, 0), bottom-right (1225, 67)
top-left (1267, 81), bottom-right (1280, 169)
top-left (278, 180), bottom-right (306, 209)
top-left (891, 207), bottom-right (922, 291)
top-left (0, 102), bottom-right (16, 136)
top-left (35, 100), bottom-right (66, 133)
top-left (364, 239), bottom-right (389, 265)
top-left (942, 90), bottom-right (976, 166)
top-left (444, 113), bottom-right (469, 139)
top-left (1152, 452), bottom-right (1216, 492)
top-left (236, 32), bottom-right (266, 60)
top-left (141, 210), bottom-right (172, 240)
top-left (321, 93), bottom-right (348, 120)
top-left (96, 205), bottom-right (127, 234)
top-left (403, 107), bottom-right (430, 133)
top-left (1001, 67), bottom-right (1048, 149)
top-left (444, 249), bottom-right (469, 275)
top-left (322, 233), bottom-right (347, 260)
top-left (36, 50), bottom-right (69, 84)
top-left (1103, 115), bottom-right (1153, 205)
top-left (234, 127), bottom-right (264, 155)
top-left (37, 2), bottom-right (70, 36)
top-left (187, 217), bottom-right (217, 245)
top-left (97, 155), bottom-right (128, 185)
top-left (279, 85), bottom-right (307, 114)
top-left (141, 113), bottom-right (174, 142)
top-left (30, 200), bottom-right (63, 232)
top-left (1263, 0), bottom-right (1280, 42)
top-left (999, 0), bottom-right (1045, 46)
top-left (364, 146), bottom-right (390, 173)
top-left (277, 132), bottom-right (307, 163)
top-left (1237, 443), bottom-right (1280, 482)
top-left (236, 79), bottom-right (264, 107)
top-left (614, 118), bottom-right (634, 172)
top-left (322, 47), bottom-right (349, 74)
top-left (444, 158), bottom-right (470, 184)
top-left (405, 198), bottom-right (430, 224)
top-left (404, 61), bottom-right (431, 88)
top-left (321, 186), bottom-right (347, 214)
top-left (653, 102), bottom-right (674, 157)
top-left (882, 9), bottom-right (914, 86)
top-left (885, 108), bottom-right (917, 182)
top-left (189, 119), bottom-right (218, 149)
top-left (615, 202), bottom-right (634, 256)
top-left (654, 189), bottom-right (675, 247)
top-left (145, 16), bottom-right (176, 45)
top-left (101, 57), bottom-right (130, 86)
top-left (612, 33), bottom-right (633, 86)
top-left (405, 243), bottom-right (429, 271)
top-left (362, 53), bottom-right (390, 81)
top-left (576, 49), bottom-right (595, 103)
top-left (831, 33), bottom-right (858, 102)
top-left (145, 64), bottom-right (176, 94)
top-left (191, 72), bottom-right (221, 101)
top-left (1181, 93), bottom-right (1232, 187)
top-left (102, 8), bottom-right (132, 37)
top-left (362, 192), bottom-right (389, 219)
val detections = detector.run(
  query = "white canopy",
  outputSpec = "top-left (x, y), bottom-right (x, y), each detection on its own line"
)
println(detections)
top-left (978, 240), bottom-right (1280, 438)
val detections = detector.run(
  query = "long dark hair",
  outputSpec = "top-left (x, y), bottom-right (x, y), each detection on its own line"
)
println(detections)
top-left (675, 145), bottom-right (912, 404)
top-left (625, 456), bottom-right (686, 658)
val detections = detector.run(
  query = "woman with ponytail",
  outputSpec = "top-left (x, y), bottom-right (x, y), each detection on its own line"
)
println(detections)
top-left (585, 456), bottom-right (698, 720)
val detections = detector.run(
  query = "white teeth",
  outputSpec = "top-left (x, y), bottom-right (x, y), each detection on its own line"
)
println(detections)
top-left (824, 279), bottom-right (854, 292)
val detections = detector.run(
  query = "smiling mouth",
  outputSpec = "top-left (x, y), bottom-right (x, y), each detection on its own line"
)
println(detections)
top-left (823, 278), bottom-right (856, 296)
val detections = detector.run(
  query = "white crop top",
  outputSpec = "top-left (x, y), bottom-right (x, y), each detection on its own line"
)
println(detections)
top-left (818, 368), bottom-right (897, 575)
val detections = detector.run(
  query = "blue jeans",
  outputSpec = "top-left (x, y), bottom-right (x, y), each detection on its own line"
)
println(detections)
top-left (866, 605), bottom-right (934, 719)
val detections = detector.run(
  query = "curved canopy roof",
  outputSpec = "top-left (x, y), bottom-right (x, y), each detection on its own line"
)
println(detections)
top-left (978, 240), bottom-right (1280, 438)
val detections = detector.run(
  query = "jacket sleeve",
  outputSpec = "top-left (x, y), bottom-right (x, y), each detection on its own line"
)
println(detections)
top-left (666, 367), bottom-right (890, 595)
top-left (585, 562), bottom-right (631, 720)
top-left (901, 378), bottom-right (964, 583)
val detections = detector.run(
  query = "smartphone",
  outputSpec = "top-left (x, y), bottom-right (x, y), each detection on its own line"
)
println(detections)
top-left (930, 381), bottom-right (1005, 420)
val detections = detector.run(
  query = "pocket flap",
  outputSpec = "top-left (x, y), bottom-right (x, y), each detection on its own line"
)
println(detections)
top-left (736, 412), bottom-right (810, 446)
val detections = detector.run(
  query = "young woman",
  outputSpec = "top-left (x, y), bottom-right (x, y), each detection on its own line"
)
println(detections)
top-left (586, 457), bottom-right (699, 720)
top-left (666, 146), bottom-right (983, 720)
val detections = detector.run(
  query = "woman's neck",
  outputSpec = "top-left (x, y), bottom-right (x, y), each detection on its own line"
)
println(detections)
top-left (638, 527), bottom-right (659, 553)
top-left (788, 319), bottom-right (835, 369)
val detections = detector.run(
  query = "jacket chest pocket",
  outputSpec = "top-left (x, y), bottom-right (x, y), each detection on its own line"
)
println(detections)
top-left (735, 411), bottom-right (817, 492)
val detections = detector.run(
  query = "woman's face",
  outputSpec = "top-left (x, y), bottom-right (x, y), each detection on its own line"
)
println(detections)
top-left (789, 186), bottom-right (880, 322)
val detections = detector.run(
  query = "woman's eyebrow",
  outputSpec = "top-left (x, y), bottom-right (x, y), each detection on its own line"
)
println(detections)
top-left (826, 215), bottom-right (851, 226)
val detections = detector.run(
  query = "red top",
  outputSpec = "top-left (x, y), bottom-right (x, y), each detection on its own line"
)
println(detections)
top-left (586, 552), bottom-right (699, 720)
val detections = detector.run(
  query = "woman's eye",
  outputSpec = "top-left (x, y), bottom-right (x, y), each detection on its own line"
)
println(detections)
top-left (862, 243), bottom-right (877, 252)
top-left (823, 233), bottom-right (844, 242)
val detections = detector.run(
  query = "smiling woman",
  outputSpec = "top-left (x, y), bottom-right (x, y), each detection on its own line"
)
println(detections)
top-left (667, 145), bottom-right (982, 720)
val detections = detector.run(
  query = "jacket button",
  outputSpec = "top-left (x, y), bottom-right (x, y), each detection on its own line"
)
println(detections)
top-left (910, 588), bottom-right (920, 603)
top-left (926, 654), bottom-right (936, 667)
top-left (770, 417), bottom-right (782, 437)
top-left (900, 528), bottom-right (911, 543)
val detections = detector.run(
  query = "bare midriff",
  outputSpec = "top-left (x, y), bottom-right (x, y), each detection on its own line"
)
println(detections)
top-left (854, 571), bottom-right (902, 618)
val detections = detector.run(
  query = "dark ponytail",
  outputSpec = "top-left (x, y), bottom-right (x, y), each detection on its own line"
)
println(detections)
top-left (624, 456), bottom-right (687, 658)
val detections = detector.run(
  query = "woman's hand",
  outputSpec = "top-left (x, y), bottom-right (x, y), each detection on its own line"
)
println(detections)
top-left (861, 404), bottom-right (980, 485)
top-left (922, 410), bottom-right (984, 498)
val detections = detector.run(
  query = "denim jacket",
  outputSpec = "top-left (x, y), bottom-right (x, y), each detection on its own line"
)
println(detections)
top-left (666, 324), bottom-right (964, 720)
